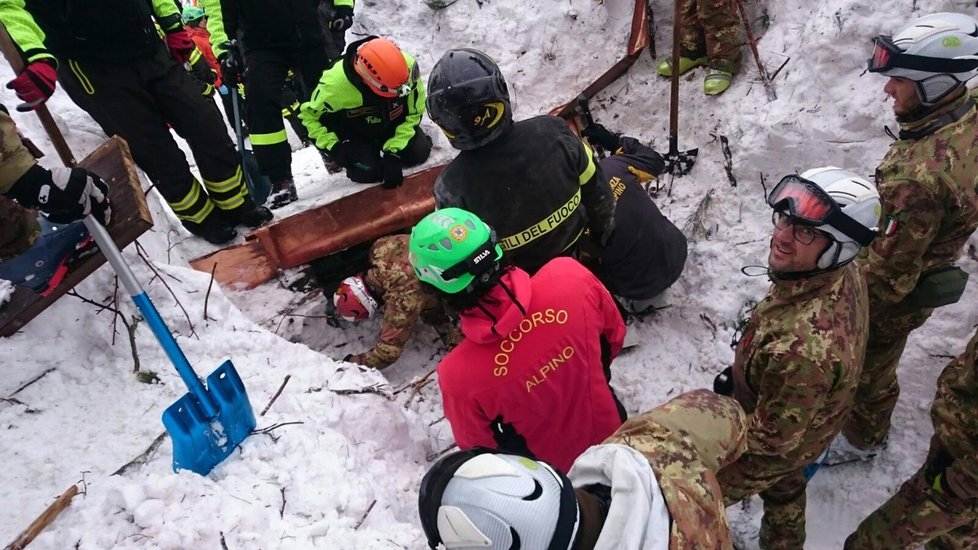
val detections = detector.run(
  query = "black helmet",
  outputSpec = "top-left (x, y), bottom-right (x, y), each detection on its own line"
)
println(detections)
top-left (426, 49), bottom-right (513, 151)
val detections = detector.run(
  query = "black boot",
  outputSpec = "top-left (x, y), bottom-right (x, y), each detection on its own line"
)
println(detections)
top-left (224, 200), bottom-right (273, 229)
top-left (184, 213), bottom-right (238, 245)
top-left (268, 177), bottom-right (299, 210)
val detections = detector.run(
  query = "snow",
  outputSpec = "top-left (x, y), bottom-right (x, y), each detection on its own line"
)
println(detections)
top-left (1, 0), bottom-right (977, 548)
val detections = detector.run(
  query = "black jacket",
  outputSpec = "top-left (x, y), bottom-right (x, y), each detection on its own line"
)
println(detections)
top-left (204, 0), bottom-right (325, 53)
top-left (435, 115), bottom-right (615, 273)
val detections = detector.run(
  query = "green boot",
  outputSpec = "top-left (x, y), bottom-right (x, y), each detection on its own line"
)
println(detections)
top-left (703, 68), bottom-right (733, 95)
top-left (656, 55), bottom-right (708, 77)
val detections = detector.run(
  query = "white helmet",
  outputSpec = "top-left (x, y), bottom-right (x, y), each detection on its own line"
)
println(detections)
top-left (869, 12), bottom-right (978, 104)
top-left (799, 167), bottom-right (882, 270)
top-left (419, 450), bottom-right (579, 550)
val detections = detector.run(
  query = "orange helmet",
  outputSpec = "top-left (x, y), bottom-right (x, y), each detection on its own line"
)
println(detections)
top-left (354, 38), bottom-right (412, 98)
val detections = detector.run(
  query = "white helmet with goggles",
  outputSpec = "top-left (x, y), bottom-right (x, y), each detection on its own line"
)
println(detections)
top-left (767, 167), bottom-right (882, 270)
top-left (868, 12), bottom-right (978, 105)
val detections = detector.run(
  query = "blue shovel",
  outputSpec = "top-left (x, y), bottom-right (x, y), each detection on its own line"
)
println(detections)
top-left (83, 217), bottom-right (256, 475)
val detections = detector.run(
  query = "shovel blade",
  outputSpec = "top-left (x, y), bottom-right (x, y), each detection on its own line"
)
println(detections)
top-left (241, 148), bottom-right (272, 206)
top-left (161, 360), bottom-right (256, 475)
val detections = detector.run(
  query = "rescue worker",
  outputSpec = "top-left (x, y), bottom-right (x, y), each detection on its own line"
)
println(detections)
top-left (1, 0), bottom-right (271, 245)
top-left (714, 168), bottom-right (881, 549)
top-left (428, 49), bottom-right (616, 274)
top-left (827, 12), bottom-right (978, 464)
top-left (845, 325), bottom-right (978, 549)
top-left (202, 0), bottom-right (332, 209)
top-left (332, 234), bottom-right (461, 370)
top-left (0, 105), bottom-right (110, 294)
top-left (409, 208), bottom-right (627, 474)
top-left (182, 5), bottom-right (237, 131)
top-left (580, 124), bottom-right (688, 315)
top-left (418, 389), bottom-right (748, 550)
top-left (317, 0), bottom-right (355, 62)
top-left (655, 0), bottom-right (742, 95)
top-left (299, 36), bottom-right (430, 189)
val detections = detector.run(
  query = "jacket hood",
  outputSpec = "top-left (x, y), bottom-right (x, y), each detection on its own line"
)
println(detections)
top-left (458, 268), bottom-right (532, 344)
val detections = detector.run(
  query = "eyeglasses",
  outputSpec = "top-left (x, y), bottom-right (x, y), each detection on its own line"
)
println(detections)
top-left (767, 174), bottom-right (876, 246)
top-left (772, 210), bottom-right (826, 245)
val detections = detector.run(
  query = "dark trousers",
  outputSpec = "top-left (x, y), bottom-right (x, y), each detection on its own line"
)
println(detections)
top-left (344, 129), bottom-right (432, 183)
top-left (57, 42), bottom-right (248, 226)
top-left (244, 45), bottom-right (329, 181)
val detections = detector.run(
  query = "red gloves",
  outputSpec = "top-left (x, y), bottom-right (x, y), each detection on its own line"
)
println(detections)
top-left (165, 29), bottom-right (196, 63)
top-left (5, 59), bottom-right (57, 112)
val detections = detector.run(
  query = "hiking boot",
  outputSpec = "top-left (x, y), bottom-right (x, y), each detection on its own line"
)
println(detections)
top-left (268, 177), bottom-right (299, 210)
top-left (656, 54), bottom-right (708, 77)
top-left (184, 214), bottom-right (238, 245)
top-left (821, 433), bottom-right (885, 467)
top-left (319, 150), bottom-right (343, 174)
top-left (224, 201), bottom-right (273, 229)
top-left (0, 220), bottom-right (95, 296)
top-left (704, 68), bottom-right (734, 96)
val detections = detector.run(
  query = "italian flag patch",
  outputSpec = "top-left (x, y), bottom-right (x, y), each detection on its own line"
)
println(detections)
top-left (883, 216), bottom-right (898, 236)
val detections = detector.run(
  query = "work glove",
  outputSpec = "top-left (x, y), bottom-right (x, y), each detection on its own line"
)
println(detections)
top-left (381, 152), bottom-right (403, 189)
top-left (7, 165), bottom-right (111, 225)
top-left (713, 366), bottom-right (734, 396)
top-left (581, 122), bottom-right (620, 152)
top-left (164, 28), bottom-right (196, 64)
top-left (6, 59), bottom-right (57, 112)
top-left (329, 5), bottom-right (354, 31)
top-left (218, 41), bottom-right (245, 85)
top-left (318, 148), bottom-right (343, 174)
top-left (328, 141), bottom-right (352, 169)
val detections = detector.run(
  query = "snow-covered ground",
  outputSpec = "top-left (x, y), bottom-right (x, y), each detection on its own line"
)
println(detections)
top-left (2, 0), bottom-right (977, 548)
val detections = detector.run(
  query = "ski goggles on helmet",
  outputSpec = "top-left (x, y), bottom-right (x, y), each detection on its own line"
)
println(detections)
top-left (868, 35), bottom-right (978, 74)
top-left (439, 231), bottom-right (501, 282)
top-left (767, 175), bottom-right (876, 246)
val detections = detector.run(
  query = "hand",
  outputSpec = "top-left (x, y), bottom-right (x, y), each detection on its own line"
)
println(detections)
top-left (8, 165), bottom-right (111, 225)
top-left (218, 41), bottom-right (244, 85)
top-left (318, 148), bottom-right (343, 174)
top-left (329, 5), bottom-right (354, 31)
top-left (328, 141), bottom-right (352, 168)
top-left (381, 152), bottom-right (403, 189)
top-left (6, 59), bottom-right (57, 112)
top-left (165, 29), bottom-right (196, 64)
top-left (581, 122), bottom-right (620, 152)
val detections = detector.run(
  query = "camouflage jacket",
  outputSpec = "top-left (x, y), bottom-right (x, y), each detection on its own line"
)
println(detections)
top-left (599, 389), bottom-right (747, 549)
top-left (931, 326), bottom-right (978, 500)
top-left (348, 235), bottom-right (460, 369)
top-left (0, 108), bottom-right (42, 259)
top-left (729, 263), bottom-right (869, 476)
top-left (861, 89), bottom-right (978, 309)
top-left (0, 109), bottom-right (37, 195)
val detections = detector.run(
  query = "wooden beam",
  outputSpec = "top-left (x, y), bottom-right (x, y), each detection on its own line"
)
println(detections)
top-left (0, 137), bottom-right (152, 337)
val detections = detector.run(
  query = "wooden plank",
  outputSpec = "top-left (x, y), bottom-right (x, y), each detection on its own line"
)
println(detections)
top-left (189, 165), bottom-right (443, 288)
top-left (0, 137), bottom-right (152, 337)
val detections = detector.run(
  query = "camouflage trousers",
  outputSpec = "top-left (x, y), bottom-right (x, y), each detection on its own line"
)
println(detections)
top-left (845, 439), bottom-right (978, 549)
top-left (0, 195), bottom-right (40, 261)
top-left (843, 305), bottom-right (934, 448)
top-left (718, 456), bottom-right (808, 550)
top-left (679, 0), bottom-right (742, 70)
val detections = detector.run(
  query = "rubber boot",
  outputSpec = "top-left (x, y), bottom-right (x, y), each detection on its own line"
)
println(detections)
top-left (0, 220), bottom-right (95, 295)
top-left (224, 199), bottom-right (273, 229)
top-left (183, 212), bottom-right (238, 245)
top-left (656, 55), bottom-right (708, 77)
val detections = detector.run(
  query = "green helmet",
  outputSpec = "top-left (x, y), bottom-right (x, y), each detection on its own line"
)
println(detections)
top-left (409, 208), bottom-right (503, 294)
top-left (182, 6), bottom-right (205, 24)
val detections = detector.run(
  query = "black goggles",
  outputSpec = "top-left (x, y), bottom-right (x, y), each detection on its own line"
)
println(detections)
top-left (868, 35), bottom-right (978, 74)
top-left (440, 235), bottom-right (499, 281)
top-left (767, 175), bottom-right (876, 246)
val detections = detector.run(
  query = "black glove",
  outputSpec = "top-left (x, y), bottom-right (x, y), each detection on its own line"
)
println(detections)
top-left (218, 41), bottom-right (244, 85)
top-left (318, 148), bottom-right (343, 174)
top-left (713, 366), bottom-right (734, 396)
top-left (329, 141), bottom-right (352, 168)
top-left (381, 152), bottom-right (403, 189)
top-left (581, 122), bottom-right (621, 152)
top-left (329, 5), bottom-right (354, 31)
top-left (8, 165), bottom-right (111, 225)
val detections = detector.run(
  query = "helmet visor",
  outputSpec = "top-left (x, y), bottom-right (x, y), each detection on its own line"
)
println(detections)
top-left (768, 175), bottom-right (876, 246)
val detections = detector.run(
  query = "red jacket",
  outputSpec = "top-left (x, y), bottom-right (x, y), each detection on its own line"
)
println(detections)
top-left (437, 257), bottom-right (627, 472)
top-left (186, 25), bottom-right (222, 87)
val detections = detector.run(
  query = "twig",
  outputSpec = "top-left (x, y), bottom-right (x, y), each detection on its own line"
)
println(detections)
top-left (134, 241), bottom-right (198, 340)
top-left (252, 421), bottom-right (304, 435)
top-left (769, 56), bottom-right (791, 81)
top-left (203, 263), bottom-right (217, 322)
top-left (124, 314), bottom-right (142, 373)
top-left (354, 500), bottom-right (377, 530)
top-left (681, 189), bottom-right (717, 240)
top-left (5, 485), bottom-right (79, 550)
top-left (66, 289), bottom-right (120, 316)
top-left (279, 488), bottom-right (286, 519)
top-left (735, 0), bottom-right (776, 101)
top-left (327, 384), bottom-right (392, 398)
top-left (219, 531), bottom-right (229, 550)
top-left (719, 135), bottom-right (737, 187)
top-left (393, 368), bottom-right (437, 395)
top-left (260, 375), bottom-right (292, 417)
top-left (968, 244), bottom-right (977, 263)
top-left (426, 443), bottom-right (458, 462)
top-left (112, 431), bottom-right (168, 476)
top-left (8, 368), bottom-right (56, 398)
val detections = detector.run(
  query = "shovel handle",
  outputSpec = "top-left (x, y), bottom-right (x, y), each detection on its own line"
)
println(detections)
top-left (83, 216), bottom-right (217, 416)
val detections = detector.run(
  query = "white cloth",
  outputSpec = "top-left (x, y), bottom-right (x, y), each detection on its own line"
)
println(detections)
top-left (567, 444), bottom-right (670, 550)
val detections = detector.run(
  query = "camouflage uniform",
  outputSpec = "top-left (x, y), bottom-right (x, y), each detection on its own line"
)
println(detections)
top-left (0, 109), bottom-right (41, 261)
top-left (844, 89), bottom-right (978, 449)
top-left (846, 327), bottom-right (978, 549)
top-left (679, 0), bottom-right (742, 71)
top-left (717, 263), bottom-right (870, 549)
top-left (605, 389), bottom-right (748, 548)
top-left (346, 235), bottom-right (461, 369)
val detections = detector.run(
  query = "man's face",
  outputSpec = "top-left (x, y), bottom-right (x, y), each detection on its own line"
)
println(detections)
top-left (768, 213), bottom-right (831, 273)
top-left (883, 77), bottom-right (921, 118)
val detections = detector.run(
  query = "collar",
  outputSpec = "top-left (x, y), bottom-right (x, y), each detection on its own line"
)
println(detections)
top-left (769, 266), bottom-right (846, 301)
top-left (898, 90), bottom-right (975, 140)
